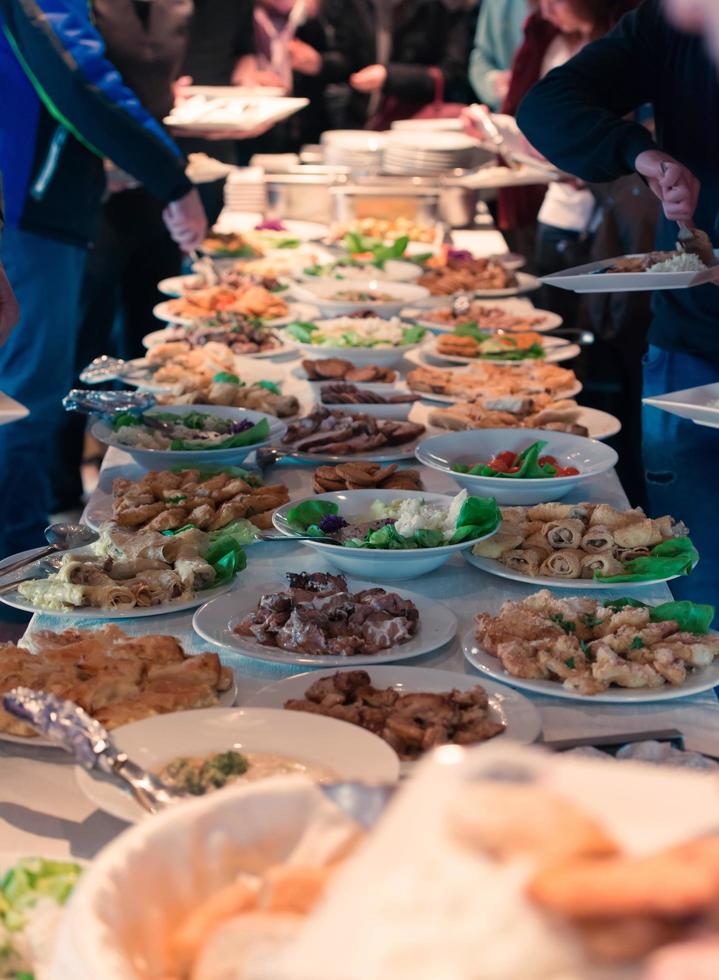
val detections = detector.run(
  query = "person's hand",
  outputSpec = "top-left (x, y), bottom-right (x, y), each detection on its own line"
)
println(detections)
top-left (172, 74), bottom-right (193, 103)
top-left (289, 38), bottom-right (322, 76)
top-left (169, 122), bottom-right (276, 140)
top-left (635, 149), bottom-right (701, 221)
top-left (162, 188), bottom-right (208, 252)
top-left (350, 64), bottom-right (387, 93)
top-left (231, 55), bottom-right (286, 90)
top-left (460, 104), bottom-right (494, 145)
top-left (0, 261), bottom-right (20, 347)
top-left (493, 69), bottom-right (511, 103)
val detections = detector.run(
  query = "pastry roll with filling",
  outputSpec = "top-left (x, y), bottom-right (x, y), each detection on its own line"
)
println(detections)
top-left (500, 547), bottom-right (548, 577)
top-left (614, 545), bottom-right (651, 563)
top-left (613, 519), bottom-right (663, 549)
top-left (543, 518), bottom-right (585, 550)
top-left (471, 525), bottom-right (525, 559)
top-left (581, 525), bottom-right (615, 554)
top-left (581, 552), bottom-right (625, 579)
top-left (527, 502), bottom-right (592, 523)
top-left (540, 549), bottom-right (584, 579)
top-left (499, 506), bottom-right (528, 524)
top-left (589, 504), bottom-right (645, 528)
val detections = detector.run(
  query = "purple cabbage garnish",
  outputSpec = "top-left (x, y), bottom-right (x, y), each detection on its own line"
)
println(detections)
top-left (447, 248), bottom-right (474, 262)
top-left (318, 514), bottom-right (348, 534)
top-left (255, 219), bottom-right (286, 232)
top-left (230, 419), bottom-right (254, 434)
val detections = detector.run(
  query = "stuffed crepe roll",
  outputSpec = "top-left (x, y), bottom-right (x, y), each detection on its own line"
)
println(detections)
top-left (581, 525), bottom-right (615, 554)
top-left (580, 553), bottom-right (625, 579)
top-left (542, 518), bottom-right (585, 550)
top-left (539, 549), bottom-right (584, 578)
top-left (500, 547), bottom-right (548, 577)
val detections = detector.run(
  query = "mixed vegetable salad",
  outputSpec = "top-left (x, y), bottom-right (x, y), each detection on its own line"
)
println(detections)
top-left (286, 491), bottom-right (500, 549)
top-left (285, 318), bottom-right (425, 349)
top-left (452, 442), bottom-right (580, 479)
top-left (112, 410), bottom-right (271, 452)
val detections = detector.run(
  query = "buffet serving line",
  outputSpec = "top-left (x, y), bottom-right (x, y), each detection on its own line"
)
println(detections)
top-left (1, 166), bottom-right (718, 978)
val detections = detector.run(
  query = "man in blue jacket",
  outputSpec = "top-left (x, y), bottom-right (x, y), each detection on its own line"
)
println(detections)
top-left (0, 0), bottom-right (207, 560)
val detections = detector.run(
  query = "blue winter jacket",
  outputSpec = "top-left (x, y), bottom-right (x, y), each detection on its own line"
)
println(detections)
top-left (0, 0), bottom-right (192, 245)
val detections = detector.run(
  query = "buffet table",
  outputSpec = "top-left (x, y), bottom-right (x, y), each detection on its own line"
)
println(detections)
top-left (2, 445), bottom-right (717, 862)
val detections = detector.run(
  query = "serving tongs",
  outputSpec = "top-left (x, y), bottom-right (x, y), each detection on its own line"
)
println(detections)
top-left (79, 355), bottom-right (155, 386)
top-left (190, 249), bottom-right (220, 286)
top-left (0, 522), bottom-right (99, 582)
top-left (464, 105), bottom-right (522, 172)
top-left (3, 690), bottom-right (185, 815)
top-left (63, 388), bottom-right (157, 417)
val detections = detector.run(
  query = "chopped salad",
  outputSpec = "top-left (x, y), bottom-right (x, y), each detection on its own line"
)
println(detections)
top-left (0, 857), bottom-right (82, 979)
top-left (285, 317), bottom-right (425, 349)
top-left (112, 410), bottom-right (271, 452)
top-left (286, 490), bottom-right (500, 549)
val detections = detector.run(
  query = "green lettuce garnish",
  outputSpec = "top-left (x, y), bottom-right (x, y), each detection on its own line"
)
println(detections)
top-left (286, 499), bottom-right (338, 536)
top-left (449, 496), bottom-right (502, 543)
top-left (285, 321), bottom-right (319, 344)
top-left (603, 596), bottom-right (714, 634)
top-left (401, 324), bottom-right (427, 345)
top-left (213, 372), bottom-right (242, 385)
top-left (597, 537), bottom-right (699, 583)
top-left (169, 417), bottom-right (270, 452)
top-left (258, 380), bottom-right (281, 395)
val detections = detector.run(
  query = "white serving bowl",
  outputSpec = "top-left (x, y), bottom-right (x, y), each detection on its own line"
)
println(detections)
top-left (290, 277), bottom-right (430, 317)
top-left (49, 778), bottom-right (367, 980)
top-left (298, 260), bottom-right (422, 284)
top-left (272, 488), bottom-right (498, 581)
top-left (283, 335), bottom-right (426, 369)
top-left (92, 403), bottom-right (284, 468)
top-left (415, 428), bottom-right (618, 505)
top-left (76, 707), bottom-right (400, 823)
top-left (317, 382), bottom-right (419, 420)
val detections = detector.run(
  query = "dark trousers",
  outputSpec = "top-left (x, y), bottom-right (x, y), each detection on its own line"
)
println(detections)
top-left (50, 188), bottom-right (181, 510)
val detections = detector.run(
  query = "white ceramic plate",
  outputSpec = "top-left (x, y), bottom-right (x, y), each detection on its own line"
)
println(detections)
top-left (142, 327), bottom-right (297, 360)
top-left (402, 302), bottom-right (562, 334)
top-left (427, 336), bottom-right (580, 367)
top-left (463, 549), bottom-right (694, 591)
top-left (0, 678), bottom-right (238, 748)
top-left (428, 271), bottom-right (540, 299)
top-left (297, 260), bottom-right (422, 284)
top-left (76, 706), bottom-right (400, 823)
top-left (151, 300), bottom-right (318, 331)
top-left (412, 378), bottom-right (583, 404)
top-left (462, 628), bottom-right (719, 703)
top-left (277, 428), bottom-right (429, 464)
top-left (0, 391), bottom-right (29, 426)
top-left (193, 578), bottom-right (457, 666)
top-left (643, 382), bottom-right (719, 428)
top-left (289, 278), bottom-right (431, 318)
top-left (92, 404), bottom-right (285, 468)
top-left (292, 363), bottom-right (400, 388)
top-left (163, 95), bottom-right (309, 134)
top-left (415, 428), bottom-right (618, 505)
top-left (282, 335), bottom-right (428, 370)
top-left (410, 401), bottom-right (621, 442)
top-left (542, 255), bottom-right (719, 293)
top-left (243, 665), bottom-right (543, 755)
top-left (212, 214), bottom-right (328, 242)
top-left (271, 489), bottom-right (498, 580)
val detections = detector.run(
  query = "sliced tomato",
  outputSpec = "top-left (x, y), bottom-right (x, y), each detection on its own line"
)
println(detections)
top-left (495, 451), bottom-right (517, 466)
top-left (488, 459), bottom-right (510, 473)
top-left (538, 455), bottom-right (559, 467)
top-left (555, 466), bottom-right (580, 477)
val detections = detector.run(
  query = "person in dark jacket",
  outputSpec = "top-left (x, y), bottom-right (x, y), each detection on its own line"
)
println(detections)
top-left (0, 0), bottom-right (207, 560)
top-left (516, 0), bottom-right (719, 604)
top-left (320, 0), bottom-right (472, 128)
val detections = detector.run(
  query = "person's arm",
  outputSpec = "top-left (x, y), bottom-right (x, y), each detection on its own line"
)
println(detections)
top-left (468, 1), bottom-right (509, 110)
top-left (0, 0), bottom-right (191, 204)
top-left (516, 1), bottom-right (662, 183)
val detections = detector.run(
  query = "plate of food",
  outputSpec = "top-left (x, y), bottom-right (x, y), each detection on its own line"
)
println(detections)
top-left (0, 625), bottom-right (237, 744)
top-left (542, 248), bottom-right (719, 293)
top-left (164, 93), bottom-right (309, 135)
top-left (405, 361), bottom-right (581, 403)
top-left (311, 461), bottom-right (424, 494)
top-left (428, 330), bottom-right (579, 366)
top-left (278, 407), bottom-right (427, 462)
top-left (294, 358), bottom-right (399, 386)
top-left (156, 262), bottom-right (291, 299)
top-left (0, 854), bottom-right (84, 975)
top-left (416, 399), bottom-right (621, 441)
top-left (0, 522), bottom-right (252, 618)
top-left (464, 589), bottom-right (719, 702)
top-left (282, 316), bottom-right (427, 368)
top-left (141, 312), bottom-right (299, 356)
top-left (76, 706), bottom-right (400, 823)
top-left (84, 463), bottom-right (289, 534)
top-left (415, 429), bottom-right (618, 504)
top-left (317, 382), bottom-right (420, 420)
top-left (271, 488), bottom-right (500, 580)
top-left (402, 299), bottom-right (563, 334)
top-left (243, 666), bottom-right (542, 760)
top-left (333, 217), bottom-right (440, 247)
top-left (151, 288), bottom-right (302, 328)
top-left (466, 500), bottom-right (698, 588)
top-left (193, 572), bottom-right (457, 666)
top-left (289, 279), bottom-right (430, 318)
top-left (417, 252), bottom-right (540, 297)
top-left (212, 214), bottom-right (328, 246)
top-left (92, 404), bottom-right (284, 468)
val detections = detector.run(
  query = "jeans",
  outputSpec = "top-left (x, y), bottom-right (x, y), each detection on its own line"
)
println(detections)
top-left (0, 227), bottom-right (87, 559)
top-left (642, 345), bottom-right (719, 605)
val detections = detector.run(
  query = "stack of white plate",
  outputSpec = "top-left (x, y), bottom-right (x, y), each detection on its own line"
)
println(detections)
top-left (321, 130), bottom-right (386, 172)
top-left (390, 118), bottom-right (463, 132)
top-left (383, 131), bottom-right (483, 175)
top-left (223, 166), bottom-right (266, 211)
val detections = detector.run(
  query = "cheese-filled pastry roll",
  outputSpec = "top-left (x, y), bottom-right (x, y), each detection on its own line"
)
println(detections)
top-left (613, 519), bottom-right (663, 549)
top-left (540, 549), bottom-right (584, 578)
top-left (543, 518), bottom-right (585, 550)
top-left (500, 547), bottom-right (547, 577)
top-left (581, 525), bottom-right (615, 554)
top-left (580, 553), bottom-right (625, 579)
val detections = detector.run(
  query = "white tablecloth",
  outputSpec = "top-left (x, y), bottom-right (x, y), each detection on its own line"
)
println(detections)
top-left (1, 442), bottom-right (716, 860)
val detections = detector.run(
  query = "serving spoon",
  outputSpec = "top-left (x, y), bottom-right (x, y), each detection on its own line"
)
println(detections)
top-left (0, 523), bottom-right (99, 580)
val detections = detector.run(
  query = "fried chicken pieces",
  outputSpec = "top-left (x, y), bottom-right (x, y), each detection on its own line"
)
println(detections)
top-left (0, 625), bottom-right (233, 737)
top-left (284, 670), bottom-right (505, 759)
top-left (455, 783), bottom-right (719, 965)
top-left (112, 468), bottom-right (289, 533)
top-left (474, 590), bottom-right (719, 695)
